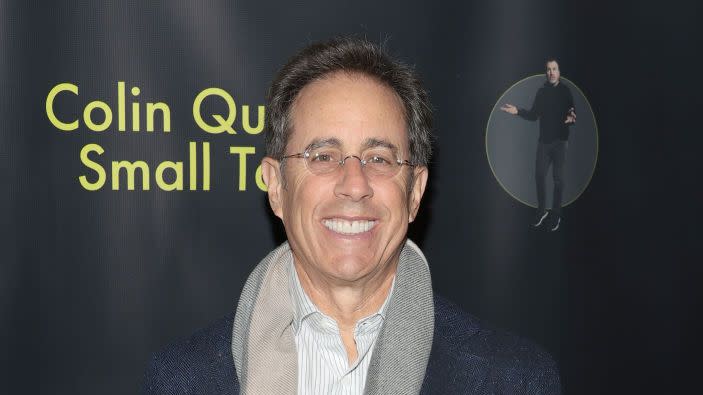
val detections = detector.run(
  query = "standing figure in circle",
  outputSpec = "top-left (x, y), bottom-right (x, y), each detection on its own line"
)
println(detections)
top-left (501, 59), bottom-right (576, 231)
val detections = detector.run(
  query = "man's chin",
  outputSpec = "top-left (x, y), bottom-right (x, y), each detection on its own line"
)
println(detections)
top-left (324, 255), bottom-right (380, 280)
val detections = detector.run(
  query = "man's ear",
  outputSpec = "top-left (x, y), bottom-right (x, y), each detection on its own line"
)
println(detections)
top-left (408, 166), bottom-right (428, 222)
top-left (261, 157), bottom-right (284, 219)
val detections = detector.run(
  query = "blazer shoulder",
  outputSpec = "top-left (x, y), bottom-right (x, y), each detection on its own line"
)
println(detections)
top-left (558, 82), bottom-right (574, 95)
top-left (141, 313), bottom-right (239, 395)
top-left (428, 295), bottom-right (561, 394)
top-left (432, 294), bottom-right (482, 340)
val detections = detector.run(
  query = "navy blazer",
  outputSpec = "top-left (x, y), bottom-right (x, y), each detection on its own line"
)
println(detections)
top-left (142, 295), bottom-right (560, 394)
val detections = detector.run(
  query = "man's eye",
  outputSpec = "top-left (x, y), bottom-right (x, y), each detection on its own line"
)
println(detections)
top-left (368, 155), bottom-right (391, 165)
top-left (313, 153), bottom-right (334, 162)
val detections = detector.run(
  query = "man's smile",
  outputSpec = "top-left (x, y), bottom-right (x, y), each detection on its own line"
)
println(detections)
top-left (322, 218), bottom-right (378, 235)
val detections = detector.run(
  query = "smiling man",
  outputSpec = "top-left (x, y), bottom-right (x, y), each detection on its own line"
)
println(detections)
top-left (142, 37), bottom-right (561, 395)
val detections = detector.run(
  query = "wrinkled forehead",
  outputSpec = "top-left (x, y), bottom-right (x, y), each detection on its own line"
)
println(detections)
top-left (287, 72), bottom-right (409, 154)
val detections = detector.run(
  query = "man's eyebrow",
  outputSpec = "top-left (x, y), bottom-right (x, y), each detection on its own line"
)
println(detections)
top-left (305, 137), bottom-right (342, 151)
top-left (362, 138), bottom-right (398, 153)
top-left (303, 137), bottom-right (399, 153)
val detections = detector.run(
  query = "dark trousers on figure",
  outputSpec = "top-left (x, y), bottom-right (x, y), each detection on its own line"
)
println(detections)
top-left (536, 140), bottom-right (567, 216)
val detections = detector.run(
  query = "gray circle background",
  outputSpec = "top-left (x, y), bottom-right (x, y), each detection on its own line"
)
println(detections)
top-left (486, 75), bottom-right (598, 209)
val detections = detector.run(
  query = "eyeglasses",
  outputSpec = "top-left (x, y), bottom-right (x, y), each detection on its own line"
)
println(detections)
top-left (282, 146), bottom-right (414, 178)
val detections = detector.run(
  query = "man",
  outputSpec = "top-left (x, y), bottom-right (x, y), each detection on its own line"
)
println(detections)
top-left (501, 59), bottom-right (576, 231)
top-left (142, 37), bottom-right (560, 394)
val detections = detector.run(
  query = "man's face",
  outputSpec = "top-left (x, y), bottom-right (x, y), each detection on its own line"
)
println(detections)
top-left (262, 72), bottom-right (427, 285)
top-left (546, 61), bottom-right (560, 85)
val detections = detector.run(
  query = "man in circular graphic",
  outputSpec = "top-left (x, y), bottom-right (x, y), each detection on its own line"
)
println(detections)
top-left (500, 59), bottom-right (576, 231)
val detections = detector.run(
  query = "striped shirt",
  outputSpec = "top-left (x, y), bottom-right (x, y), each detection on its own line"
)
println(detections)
top-left (288, 262), bottom-right (394, 395)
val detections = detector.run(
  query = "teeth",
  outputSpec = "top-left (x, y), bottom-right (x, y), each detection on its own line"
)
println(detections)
top-left (323, 219), bottom-right (377, 235)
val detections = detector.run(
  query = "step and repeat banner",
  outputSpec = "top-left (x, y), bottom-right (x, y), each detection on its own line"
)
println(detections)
top-left (3, 0), bottom-right (698, 394)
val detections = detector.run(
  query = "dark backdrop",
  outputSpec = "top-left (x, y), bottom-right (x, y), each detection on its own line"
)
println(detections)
top-left (2, 0), bottom-right (700, 394)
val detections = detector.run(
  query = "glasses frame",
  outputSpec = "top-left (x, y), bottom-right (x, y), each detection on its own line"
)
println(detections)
top-left (282, 148), bottom-right (415, 178)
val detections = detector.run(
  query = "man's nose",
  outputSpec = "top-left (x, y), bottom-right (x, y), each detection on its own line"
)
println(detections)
top-left (334, 156), bottom-right (374, 201)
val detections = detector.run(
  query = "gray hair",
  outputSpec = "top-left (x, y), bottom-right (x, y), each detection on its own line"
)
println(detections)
top-left (265, 36), bottom-right (433, 169)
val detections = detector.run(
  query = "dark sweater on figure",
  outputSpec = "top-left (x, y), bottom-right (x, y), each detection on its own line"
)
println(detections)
top-left (518, 81), bottom-right (575, 143)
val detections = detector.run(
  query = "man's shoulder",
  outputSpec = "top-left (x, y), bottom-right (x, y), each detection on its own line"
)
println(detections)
top-left (432, 294), bottom-right (556, 365)
top-left (557, 82), bottom-right (573, 94)
top-left (141, 313), bottom-right (238, 395)
top-left (426, 295), bottom-right (561, 394)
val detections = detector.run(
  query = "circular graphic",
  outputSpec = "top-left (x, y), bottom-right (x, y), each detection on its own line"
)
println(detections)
top-left (486, 75), bottom-right (598, 209)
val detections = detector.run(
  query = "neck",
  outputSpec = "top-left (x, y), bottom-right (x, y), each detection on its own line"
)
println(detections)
top-left (293, 259), bottom-right (396, 330)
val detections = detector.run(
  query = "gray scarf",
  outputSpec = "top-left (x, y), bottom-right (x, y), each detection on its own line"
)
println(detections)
top-left (231, 240), bottom-right (434, 395)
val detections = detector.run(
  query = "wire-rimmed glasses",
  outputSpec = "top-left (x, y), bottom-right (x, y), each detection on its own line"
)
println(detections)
top-left (282, 146), bottom-right (414, 178)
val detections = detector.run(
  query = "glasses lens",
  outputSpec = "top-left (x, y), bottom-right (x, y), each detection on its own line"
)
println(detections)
top-left (363, 149), bottom-right (400, 177)
top-left (306, 148), bottom-right (343, 174)
top-left (304, 147), bottom-right (404, 178)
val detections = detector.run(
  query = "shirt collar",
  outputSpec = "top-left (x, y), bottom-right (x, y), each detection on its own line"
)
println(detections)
top-left (287, 260), bottom-right (395, 333)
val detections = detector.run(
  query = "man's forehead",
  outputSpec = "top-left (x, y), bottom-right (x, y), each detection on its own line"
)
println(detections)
top-left (286, 73), bottom-right (409, 153)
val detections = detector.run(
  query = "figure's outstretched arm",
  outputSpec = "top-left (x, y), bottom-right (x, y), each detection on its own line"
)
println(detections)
top-left (511, 89), bottom-right (542, 121)
top-left (500, 104), bottom-right (518, 115)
